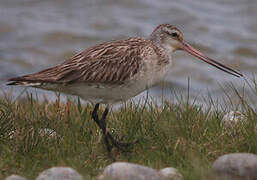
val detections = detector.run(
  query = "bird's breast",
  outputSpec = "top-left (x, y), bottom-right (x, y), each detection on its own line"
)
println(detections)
top-left (138, 56), bottom-right (172, 88)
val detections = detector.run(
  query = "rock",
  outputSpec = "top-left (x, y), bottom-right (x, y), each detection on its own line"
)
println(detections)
top-left (97, 162), bottom-right (163, 180)
top-left (36, 167), bottom-right (83, 180)
top-left (38, 128), bottom-right (57, 139)
top-left (5, 175), bottom-right (28, 180)
top-left (8, 130), bottom-right (16, 139)
top-left (220, 111), bottom-right (246, 128)
top-left (9, 128), bottom-right (57, 140)
top-left (159, 167), bottom-right (183, 180)
top-left (212, 153), bottom-right (257, 180)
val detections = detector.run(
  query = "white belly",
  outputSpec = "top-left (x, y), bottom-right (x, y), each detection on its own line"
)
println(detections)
top-left (38, 62), bottom-right (172, 104)
top-left (64, 81), bottom-right (148, 104)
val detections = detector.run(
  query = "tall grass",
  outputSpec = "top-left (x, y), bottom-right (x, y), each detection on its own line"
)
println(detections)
top-left (0, 80), bottom-right (256, 180)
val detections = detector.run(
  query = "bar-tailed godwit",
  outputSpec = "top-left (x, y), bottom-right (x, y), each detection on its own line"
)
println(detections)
top-left (7, 24), bottom-right (243, 151)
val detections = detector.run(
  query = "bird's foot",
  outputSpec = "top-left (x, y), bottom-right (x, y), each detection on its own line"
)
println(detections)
top-left (105, 132), bottom-right (138, 152)
top-left (91, 104), bottom-right (137, 152)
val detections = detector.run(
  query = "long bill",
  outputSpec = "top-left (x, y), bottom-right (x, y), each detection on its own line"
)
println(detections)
top-left (182, 42), bottom-right (243, 78)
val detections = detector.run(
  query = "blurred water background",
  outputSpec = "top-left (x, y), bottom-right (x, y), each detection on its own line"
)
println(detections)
top-left (0, 0), bottom-right (257, 108)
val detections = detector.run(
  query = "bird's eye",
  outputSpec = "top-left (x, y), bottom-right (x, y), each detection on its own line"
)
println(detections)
top-left (171, 32), bottom-right (178, 37)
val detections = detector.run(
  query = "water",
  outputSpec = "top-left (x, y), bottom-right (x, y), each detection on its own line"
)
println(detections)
top-left (1, 0), bottom-right (257, 107)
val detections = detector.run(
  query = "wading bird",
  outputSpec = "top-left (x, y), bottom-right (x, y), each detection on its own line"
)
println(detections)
top-left (7, 24), bottom-right (243, 151)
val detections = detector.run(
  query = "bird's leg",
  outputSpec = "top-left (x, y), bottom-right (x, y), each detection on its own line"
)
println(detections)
top-left (91, 104), bottom-right (137, 152)
top-left (92, 103), bottom-right (112, 152)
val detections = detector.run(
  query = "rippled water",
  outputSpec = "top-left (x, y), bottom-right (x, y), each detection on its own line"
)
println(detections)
top-left (1, 0), bottom-right (257, 107)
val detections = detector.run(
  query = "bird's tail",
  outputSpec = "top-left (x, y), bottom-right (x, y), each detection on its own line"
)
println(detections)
top-left (7, 77), bottom-right (42, 87)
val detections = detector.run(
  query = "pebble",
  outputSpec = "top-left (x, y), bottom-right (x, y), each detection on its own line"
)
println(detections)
top-left (38, 128), bottom-right (57, 139)
top-left (5, 175), bottom-right (28, 180)
top-left (35, 167), bottom-right (83, 180)
top-left (8, 128), bottom-right (57, 140)
top-left (220, 111), bottom-right (246, 128)
top-left (5, 165), bottom-right (183, 180)
top-left (97, 162), bottom-right (182, 180)
top-left (212, 153), bottom-right (257, 180)
top-left (159, 167), bottom-right (183, 180)
top-left (97, 162), bottom-right (162, 180)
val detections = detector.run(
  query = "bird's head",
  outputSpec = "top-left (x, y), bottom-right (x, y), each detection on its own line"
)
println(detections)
top-left (150, 24), bottom-right (184, 52)
top-left (150, 24), bottom-right (243, 78)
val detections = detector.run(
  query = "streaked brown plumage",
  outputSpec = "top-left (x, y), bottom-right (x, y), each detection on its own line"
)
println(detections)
top-left (8, 37), bottom-right (168, 85)
top-left (7, 24), bottom-right (243, 151)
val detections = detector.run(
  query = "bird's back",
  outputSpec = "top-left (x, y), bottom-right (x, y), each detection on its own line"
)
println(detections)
top-left (9, 37), bottom-right (158, 84)
top-left (7, 37), bottom-right (171, 103)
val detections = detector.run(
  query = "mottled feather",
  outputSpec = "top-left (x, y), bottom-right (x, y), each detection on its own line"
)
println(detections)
top-left (8, 37), bottom-right (167, 85)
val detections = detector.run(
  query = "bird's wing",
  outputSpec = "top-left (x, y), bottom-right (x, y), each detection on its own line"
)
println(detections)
top-left (7, 38), bottom-right (148, 86)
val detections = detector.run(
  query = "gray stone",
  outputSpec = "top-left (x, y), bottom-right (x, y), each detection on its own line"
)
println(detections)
top-left (36, 167), bottom-right (83, 180)
top-left (5, 175), bottom-right (28, 180)
top-left (8, 130), bottom-right (16, 139)
top-left (97, 162), bottom-right (163, 180)
top-left (38, 128), bottom-right (57, 139)
top-left (159, 168), bottom-right (183, 180)
top-left (212, 153), bottom-right (257, 180)
top-left (220, 111), bottom-right (246, 128)
top-left (9, 128), bottom-right (57, 140)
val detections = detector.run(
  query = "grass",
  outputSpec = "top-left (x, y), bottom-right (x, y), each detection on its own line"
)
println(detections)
top-left (0, 82), bottom-right (257, 180)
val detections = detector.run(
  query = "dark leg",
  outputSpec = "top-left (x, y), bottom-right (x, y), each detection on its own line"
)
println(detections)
top-left (91, 104), bottom-right (137, 152)
top-left (92, 103), bottom-right (112, 152)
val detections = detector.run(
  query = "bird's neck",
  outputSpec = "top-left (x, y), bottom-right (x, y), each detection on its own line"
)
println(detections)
top-left (149, 35), bottom-right (176, 54)
top-left (149, 32), bottom-right (162, 47)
